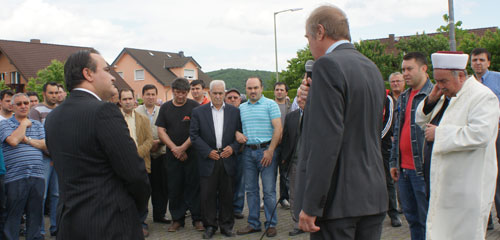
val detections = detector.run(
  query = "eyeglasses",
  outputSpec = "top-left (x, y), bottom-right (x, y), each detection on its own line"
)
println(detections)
top-left (15, 101), bottom-right (30, 106)
top-left (226, 96), bottom-right (240, 100)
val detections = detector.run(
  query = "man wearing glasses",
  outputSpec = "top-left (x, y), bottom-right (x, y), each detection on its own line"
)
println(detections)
top-left (389, 72), bottom-right (405, 101)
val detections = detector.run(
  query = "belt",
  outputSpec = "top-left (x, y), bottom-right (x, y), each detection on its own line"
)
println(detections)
top-left (216, 148), bottom-right (223, 154)
top-left (246, 141), bottom-right (270, 150)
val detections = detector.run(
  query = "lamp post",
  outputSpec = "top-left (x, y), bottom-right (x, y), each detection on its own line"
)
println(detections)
top-left (448, 0), bottom-right (456, 51)
top-left (274, 8), bottom-right (303, 82)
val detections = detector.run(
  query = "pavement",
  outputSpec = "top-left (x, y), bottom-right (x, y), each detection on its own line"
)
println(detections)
top-left (37, 201), bottom-right (500, 240)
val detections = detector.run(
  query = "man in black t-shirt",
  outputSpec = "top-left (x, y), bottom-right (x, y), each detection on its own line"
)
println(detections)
top-left (155, 78), bottom-right (202, 232)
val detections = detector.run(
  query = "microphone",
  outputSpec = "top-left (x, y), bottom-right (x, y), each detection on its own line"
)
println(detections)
top-left (305, 60), bottom-right (314, 81)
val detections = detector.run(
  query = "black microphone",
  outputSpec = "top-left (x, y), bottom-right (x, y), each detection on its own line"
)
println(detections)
top-left (305, 60), bottom-right (314, 80)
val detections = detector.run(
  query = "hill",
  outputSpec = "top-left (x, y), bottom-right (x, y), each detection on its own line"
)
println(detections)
top-left (206, 68), bottom-right (274, 92)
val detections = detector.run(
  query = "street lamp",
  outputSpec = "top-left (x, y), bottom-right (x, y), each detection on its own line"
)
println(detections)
top-left (274, 8), bottom-right (303, 82)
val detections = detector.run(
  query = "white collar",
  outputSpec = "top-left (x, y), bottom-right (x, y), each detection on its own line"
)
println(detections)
top-left (73, 88), bottom-right (102, 101)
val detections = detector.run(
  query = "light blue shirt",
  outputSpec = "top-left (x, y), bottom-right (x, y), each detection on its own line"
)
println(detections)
top-left (479, 70), bottom-right (500, 101)
top-left (239, 96), bottom-right (281, 145)
top-left (325, 40), bottom-right (350, 54)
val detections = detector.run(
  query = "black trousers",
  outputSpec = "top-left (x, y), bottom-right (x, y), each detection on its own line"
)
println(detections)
top-left (310, 213), bottom-right (385, 240)
top-left (150, 154), bottom-right (168, 219)
top-left (200, 159), bottom-right (234, 231)
top-left (382, 151), bottom-right (398, 219)
top-left (165, 151), bottom-right (201, 224)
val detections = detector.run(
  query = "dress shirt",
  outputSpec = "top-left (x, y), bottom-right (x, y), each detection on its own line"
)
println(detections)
top-left (211, 102), bottom-right (225, 148)
top-left (325, 39), bottom-right (350, 54)
top-left (121, 109), bottom-right (138, 146)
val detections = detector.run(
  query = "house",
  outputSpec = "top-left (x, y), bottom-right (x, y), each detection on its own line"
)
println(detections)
top-left (112, 48), bottom-right (212, 101)
top-left (366, 26), bottom-right (498, 55)
top-left (0, 39), bottom-right (131, 93)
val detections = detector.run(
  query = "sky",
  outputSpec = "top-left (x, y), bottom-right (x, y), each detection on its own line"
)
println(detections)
top-left (1, 0), bottom-right (498, 72)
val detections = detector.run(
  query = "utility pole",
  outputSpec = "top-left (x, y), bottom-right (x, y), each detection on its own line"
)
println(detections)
top-left (448, 0), bottom-right (457, 51)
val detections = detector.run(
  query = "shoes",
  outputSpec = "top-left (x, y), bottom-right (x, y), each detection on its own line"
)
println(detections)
top-left (391, 216), bottom-right (402, 227)
top-left (233, 212), bottom-right (244, 219)
top-left (202, 226), bottom-right (216, 239)
top-left (266, 227), bottom-right (277, 237)
top-left (236, 225), bottom-right (261, 235)
top-left (153, 216), bottom-right (172, 224)
top-left (167, 221), bottom-right (183, 232)
top-left (289, 228), bottom-right (304, 236)
top-left (280, 199), bottom-right (290, 209)
top-left (220, 229), bottom-right (235, 237)
top-left (142, 227), bottom-right (149, 237)
top-left (194, 221), bottom-right (205, 231)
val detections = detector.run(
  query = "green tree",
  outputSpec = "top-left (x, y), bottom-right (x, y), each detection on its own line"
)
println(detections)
top-left (278, 46), bottom-right (314, 90)
top-left (26, 60), bottom-right (65, 99)
top-left (354, 40), bottom-right (401, 80)
top-left (0, 80), bottom-right (9, 91)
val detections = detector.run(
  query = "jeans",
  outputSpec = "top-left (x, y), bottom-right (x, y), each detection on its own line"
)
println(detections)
top-left (398, 169), bottom-right (428, 240)
top-left (232, 153), bottom-right (245, 214)
top-left (41, 158), bottom-right (58, 235)
top-left (243, 146), bottom-right (278, 229)
top-left (4, 177), bottom-right (44, 240)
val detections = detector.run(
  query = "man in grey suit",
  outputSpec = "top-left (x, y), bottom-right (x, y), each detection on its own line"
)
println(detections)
top-left (294, 5), bottom-right (388, 240)
top-left (45, 50), bottom-right (150, 240)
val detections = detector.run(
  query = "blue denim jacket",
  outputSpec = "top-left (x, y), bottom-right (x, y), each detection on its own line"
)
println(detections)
top-left (389, 79), bottom-right (433, 176)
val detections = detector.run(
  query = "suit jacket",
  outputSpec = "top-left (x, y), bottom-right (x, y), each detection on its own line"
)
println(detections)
top-left (45, 90), bottom-right (151, 240)
top-left (189, 103), bottom-right (241, 177)
top-left (131, 110), bottom-right (153, 173)
top-left (294, 43), bottom-right (388, 220)
top-left (279, 109), bottom-right (301, 166)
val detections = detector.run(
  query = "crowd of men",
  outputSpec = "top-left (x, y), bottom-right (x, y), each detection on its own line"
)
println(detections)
top-left (0, 4), bottom-right (499, 240)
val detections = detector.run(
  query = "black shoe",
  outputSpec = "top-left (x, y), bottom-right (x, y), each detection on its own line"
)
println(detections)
top-left (391, 216), bottom-right (402, 227)
top-left (233, 212), bottom-right (244, 219)
top-left (203, 226), bottom-right (216, 239)
top-left (289, 228), bottom-right (305, 236)
top-left (220, 229), bottom-right (235, 237)
top-left (153, 216), bottom-right (172, 224)
top-left (50, 231), bottom-right (57, 237)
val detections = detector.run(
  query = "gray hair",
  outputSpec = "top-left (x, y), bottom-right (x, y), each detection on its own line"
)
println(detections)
top-left (209, 80), bottom-right (226, 91)
top-left (306, 5), bottom-right (351, 41)
top-left (451, 70), bottom-right (467, 78)
top-left (10, 93), bottom-right (29, 105)
top-left (388, 72), bottom-right (402, 81)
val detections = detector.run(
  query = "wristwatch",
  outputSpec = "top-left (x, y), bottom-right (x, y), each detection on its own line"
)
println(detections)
top-left (27, 136), bottom-right (32, 144)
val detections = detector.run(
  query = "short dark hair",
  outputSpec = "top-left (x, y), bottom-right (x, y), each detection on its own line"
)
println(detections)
top-left (57, 83), bottom-right (65, 90)
top-left (403, 52), bottom-right (428, 66)
top-left (246, 77), bottom-right (263, 87)
top-left (64, 49), bottom-right (100, 92)
top-left (26, 91), bottom-right (39, 98)
top-left (274, 82), bottom-right (289, 92)
top-left (119, 89), bottom-right (134, 100)
top-left (471, 48), bottom-right (491, 61)
top-left (172, 78), bottom-right (190, 91)
top-left (190, 79), bottom-right (205, 88)
top-left (42, 82), bottom-right (59, 92)
top-left (142, 84), bottom-right (158, 95)
top-left (0, 89), bottom-right (14, 100)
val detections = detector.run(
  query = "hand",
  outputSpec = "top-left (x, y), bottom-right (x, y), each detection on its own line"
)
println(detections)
top-left (208, 150), bottom-right (220, 161)
top-left (179, 152), bottom-right (188, 162)
top-left (171, 146), bottom-right (184, 159)
top-left (390, 168), bottom-right (399, 182)
top-left (20, 118), bottom-right (32, 128)
top-left (260, 149), bottom-right (274, 167)
top-left (428, 85), bottom-right (443, 103)
top-left (22, 136), bottom-right (29, 144)
top-left (220, 146), bottom-right (233, 158)
top-left (150, 140), bottom-right (160, 152)
top-left (298, 210), bottom-right (320, 232)
top-left (235, 131), bottom-right (247, 144)
top-left (425, 124), bottom-right (437, 142)
top-left (299, 77), bottom-right (312, 103)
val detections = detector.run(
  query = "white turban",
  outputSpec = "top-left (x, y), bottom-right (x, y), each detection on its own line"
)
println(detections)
top-left (431, 51), bottom-right (469, 70)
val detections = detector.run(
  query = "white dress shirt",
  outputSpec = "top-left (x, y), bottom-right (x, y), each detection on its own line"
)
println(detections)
top-left (211, 102), bottom-right (225, 149)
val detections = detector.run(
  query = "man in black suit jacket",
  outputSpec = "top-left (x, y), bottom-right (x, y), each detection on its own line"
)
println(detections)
top-left (294, 5), bottom-right (388, 240)
top-left (190, 80), bottom-right (241, 239)
top-left (45, 50), bottom-right (150, 240)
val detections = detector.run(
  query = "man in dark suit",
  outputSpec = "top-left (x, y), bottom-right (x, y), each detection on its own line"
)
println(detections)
top-left (44, 50), bottom-right (151, 240)
top-left (294, 5), bottom-right (388, 240)
top-left (190, 80), bottom-right (241, 239)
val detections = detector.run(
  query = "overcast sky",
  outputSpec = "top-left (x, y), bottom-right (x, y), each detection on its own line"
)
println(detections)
top-left (1, 0), bottom-right (498, 72)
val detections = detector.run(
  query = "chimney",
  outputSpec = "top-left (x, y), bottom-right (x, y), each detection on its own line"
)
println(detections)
top-left (30, 39), bottom-right (41, 44)
top-left (178, 51), bottom-right (184, 57)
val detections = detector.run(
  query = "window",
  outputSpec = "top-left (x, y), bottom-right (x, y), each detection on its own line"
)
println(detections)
top-left (184, 69), bottom-right (195, 80)
top-left (117, 72), bottom-right (124, 78)
top-left (0, 73), bottom-right (5, 82)
top-left (135, 69), bottom-right (144, 81)
top-left (10, 72), bottom-right (20, 84)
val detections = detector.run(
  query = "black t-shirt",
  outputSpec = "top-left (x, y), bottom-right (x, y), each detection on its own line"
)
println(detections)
top-left (155, 99), bottom-right (200, 146)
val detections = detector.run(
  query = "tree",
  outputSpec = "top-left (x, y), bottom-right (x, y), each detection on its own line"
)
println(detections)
top-left (0, 80), bottom-right (9, 91)
top-left (26, 60), bottom-right (65, 99)
top-left (354, 40), bottom-right (401, 80)
top-left (278, 46), bottom-right (314, 90)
